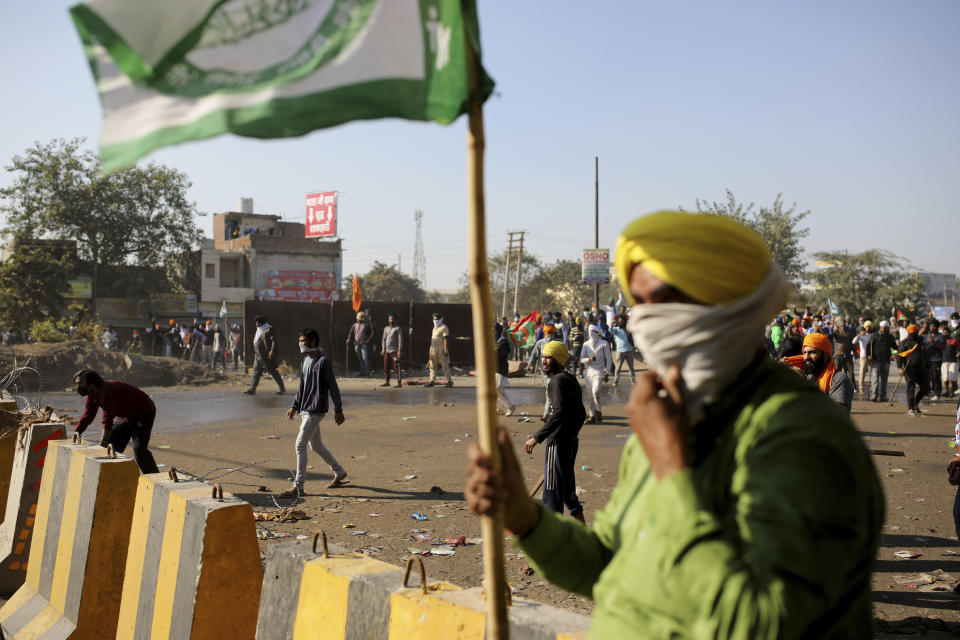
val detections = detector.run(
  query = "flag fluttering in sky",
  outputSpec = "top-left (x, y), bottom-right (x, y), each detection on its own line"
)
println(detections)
top-left (70, 0), bottom-right (494, 170)
top-left (509, 310), bottom-right (538, 348)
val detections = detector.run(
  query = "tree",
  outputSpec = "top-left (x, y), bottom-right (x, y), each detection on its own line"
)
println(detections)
top-left (804, 249), bottom-right (921, 320)
top-left (355, 261), bottom-right (427, 302)
top-left (0, 138), bottom-right (203, 302)
top-left (0, 243), bottom-right (72, 329)
top-left (685, 190), bottom-right (810, 286)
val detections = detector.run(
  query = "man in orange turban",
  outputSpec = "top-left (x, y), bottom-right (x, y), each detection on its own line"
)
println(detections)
top-left (783, 332), bottom-right (854, 411)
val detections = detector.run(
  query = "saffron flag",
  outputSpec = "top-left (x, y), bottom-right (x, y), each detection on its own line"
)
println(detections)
top-left (351, 275), bottom-right (362, 312)
top-left (509, 310), bottom-right (537, 348)
top-left (69, 0), bottom-right (494, 170)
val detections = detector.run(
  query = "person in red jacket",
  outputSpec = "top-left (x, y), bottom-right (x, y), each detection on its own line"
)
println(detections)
top-left (72, 369), bottom-right (160, 473)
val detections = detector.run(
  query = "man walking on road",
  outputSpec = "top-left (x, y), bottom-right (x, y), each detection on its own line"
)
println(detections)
top-left (245, 315), bottom-right (285, 395)
top-left (856, 321), bottom-right (874, 399)
top-left (580, 324), bottom-right (611, 424)
top-left (72, 369), bottom-right (160, 474)
top-left (527, 324), bottom-right (562, 419)
top-left (381, 313), bottom-right (403, 387)
top-left (523, 341), bottom-right (586, 523)
top-left (495, 323), bottom-right (516, 416)
top-left (869, 321), bottom-right (897, 402)
top-left (898, 324), bottom-right (929, 416)
top-left (609, 316), bottom-right (636, 386)
top-left (346, 311), bottom-right (372, 377)
top-left (426, 312), bottom-right (453, 387)
top-left (281, 328), bottom-right (347, 497)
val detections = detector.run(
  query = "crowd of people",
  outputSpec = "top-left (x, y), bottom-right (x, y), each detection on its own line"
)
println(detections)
top-left (60, 208), bottom-right (960, 637)
top-left (99, 317), bottom-right (244, 372)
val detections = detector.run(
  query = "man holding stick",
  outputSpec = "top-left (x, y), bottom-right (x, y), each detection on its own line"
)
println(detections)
top-left (466, 211), bottom-right (883, 638)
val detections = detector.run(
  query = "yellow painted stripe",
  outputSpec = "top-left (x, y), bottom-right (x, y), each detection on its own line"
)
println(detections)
top-left (24, 440), bottom-right (61, 591)
top-left (0, 583), bottom-right (40, 626)
top-left (10, 602), bottom-right (64, 639)
top-left (49, 448), bottom-right (99, 610)
top-left (557, 631), bottom-right (590, 640)
top-left (388, 583), bottom-right (485, 640)
top-left (291, 555), bottom-right (397, 640)
top-left (189, 504), bottom-right (262, 639)
top-left (116, 474), bottom-right (158, 640)
top-left (150, 487), bottom-right (210, 638)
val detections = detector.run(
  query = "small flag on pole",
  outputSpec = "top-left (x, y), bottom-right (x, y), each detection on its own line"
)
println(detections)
top-left (70, 0), bottom-right (494, 171)
top-left (827, 299), bottom-right (839, 315)
top-left (352, 275), bottom-right (363, 313)
top-left (219, 301), bottom-right (228, 319)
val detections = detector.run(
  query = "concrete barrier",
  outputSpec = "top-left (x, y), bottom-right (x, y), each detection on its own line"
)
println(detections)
top-left (256, 538), bottom-right (591, 640)
top-left (0, 440), bottom-right (140, 640)
top-left (0, 397), bottom-right (21, 519)
top-left (117, 474), bottom-right (262, 640)
top-left (0, 422), bottom-right (65, 596)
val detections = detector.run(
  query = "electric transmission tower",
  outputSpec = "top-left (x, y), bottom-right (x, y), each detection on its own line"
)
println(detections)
top-left (413, 210), bottom-right (426, 288)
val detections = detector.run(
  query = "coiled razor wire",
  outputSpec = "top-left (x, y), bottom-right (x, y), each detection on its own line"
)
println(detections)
top-left (170, 458), bottom-right (303, 511)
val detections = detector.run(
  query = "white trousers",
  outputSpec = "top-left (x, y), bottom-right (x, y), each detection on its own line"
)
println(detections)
top-left (495, 373), bottom-right (514, 413)
top-left (585, 367), bottom-right (604, 416)
top-left (294, 413), bottom-right (344, 487)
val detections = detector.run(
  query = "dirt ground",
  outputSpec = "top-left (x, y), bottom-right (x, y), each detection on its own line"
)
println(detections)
top-left (40, 368), bottom-right (960, 635)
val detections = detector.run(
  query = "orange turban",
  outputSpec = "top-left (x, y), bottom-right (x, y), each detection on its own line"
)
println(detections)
top-left (543, 324), bottom-right (556, 335)
top-left (803, 332), bottom-right (832, 356)
top-left (790, 318), bottom-right (801, 326)
top-left (907, 324), bottom-right (919, 334)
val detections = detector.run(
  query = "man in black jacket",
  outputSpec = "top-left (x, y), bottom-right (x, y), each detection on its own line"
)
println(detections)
top-left (898, 324), bottom-right (929, 416)
top-left (869, 321), bottom-right (898, 402)
top-left (523, 341), bottom-right (586, 523)
top-left (245, 315), bottom-right (285, 395)
top-left (281, 328), bottom-right (347, 497)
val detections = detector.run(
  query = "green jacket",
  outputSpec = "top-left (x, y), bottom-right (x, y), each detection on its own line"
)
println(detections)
top-left (517, 357), bottom-right (884, 639)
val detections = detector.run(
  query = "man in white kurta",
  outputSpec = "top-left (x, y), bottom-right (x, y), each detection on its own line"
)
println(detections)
top-left (580, 325), bottom-right (611, 423)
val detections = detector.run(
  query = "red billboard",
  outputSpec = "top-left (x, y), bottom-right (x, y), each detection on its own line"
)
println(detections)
top-left (305, 191), bottom-right (337, 237)
top-left (263, 270), bottom-right (340, 303)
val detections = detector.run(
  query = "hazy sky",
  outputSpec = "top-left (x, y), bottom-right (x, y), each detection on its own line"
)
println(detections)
top-left (1, 1), bottom-right (958, 290)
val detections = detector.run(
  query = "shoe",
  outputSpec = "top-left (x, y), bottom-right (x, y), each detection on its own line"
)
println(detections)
top-left (327, 473), bottom-right (348, 488)
top-left (586, 415), bottom-right (596, 424)
top-left (279, 483), bottom-right (303, 498)
top-left (445, 381), bottom-right (454, 388)
top-left (595, 412), bottom-right (602, 424)
top-left (931, 395), bottom-right (940, 402)
top-left (379, 382), bottom-right (390, 387)
top-left (612, 381), bottom-right (618, 387)
top-left (243, 389), bottom-right (255, 395)
top-left (425, 381), bottom-right (435, 387)
top-left (906, 410), bottom-right (917, 417)
top-left (571, 512), bottom-right (586, 524)
top-left (396, 382), bottom-right (402, 388)
top-left (879, 397), bottom-right (888, 403)
top-left (505, 406), bottom-right (516, 417)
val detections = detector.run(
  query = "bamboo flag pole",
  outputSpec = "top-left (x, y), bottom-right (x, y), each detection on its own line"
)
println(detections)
top-left (464, 20), bottom-right (510, 640)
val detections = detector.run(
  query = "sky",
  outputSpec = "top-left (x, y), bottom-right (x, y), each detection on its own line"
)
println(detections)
top-left (1, 1), bottom-right (958, 291)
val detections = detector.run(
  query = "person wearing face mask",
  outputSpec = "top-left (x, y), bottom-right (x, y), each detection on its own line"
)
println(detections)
top-left (245, 315), bottom-right (284, 395)
top-left (282, 328), bottom-right (347, 497)
top-left (426, 312), bottom-right (453, 387)
top-left (465, 210), bottom-right (882, 638)
top-left (72, 369), bottom-right (160, 474)
top-left (579, 324), bottom-right (611, 424)
top-left (782, 332), bottom-right (854, 411)
top-left (609, 316), bottom-right (636, 386)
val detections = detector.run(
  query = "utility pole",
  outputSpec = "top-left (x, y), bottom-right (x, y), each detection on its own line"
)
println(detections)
top-left (413, 210), bottom-right (426, 288)
top-left (501, 232), bottom-right (517, 319)
top-left (594, 156), bottom-right (599, 312)
top-left (513, 231), bottom-right (525, 315)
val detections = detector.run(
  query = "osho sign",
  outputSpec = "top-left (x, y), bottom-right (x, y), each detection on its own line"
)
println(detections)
top-left (582, 248), bottom-right (610, 284)
top-left (305, 191), bottom-right (337, 238)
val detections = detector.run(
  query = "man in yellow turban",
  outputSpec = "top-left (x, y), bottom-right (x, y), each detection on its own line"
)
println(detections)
top-left (466, 211), bottom-right (882, 638)
top-left (782, 331), bottom-right (854, 411)
top-left (521, 340), bottom-right (587, 523)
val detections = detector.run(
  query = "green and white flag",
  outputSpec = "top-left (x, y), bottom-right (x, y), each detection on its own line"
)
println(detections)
top-left (70, 0), bottom-right (494, 170)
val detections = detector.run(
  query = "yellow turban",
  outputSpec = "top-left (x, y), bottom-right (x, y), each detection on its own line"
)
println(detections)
top-left (615, 211), bottom-right (771, 305)
top-left (542, 340), bottom-right (569, 366)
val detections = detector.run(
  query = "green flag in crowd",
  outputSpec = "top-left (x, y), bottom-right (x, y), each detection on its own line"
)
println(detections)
top-left (510, 310), bottom-right (538, 349)
top-left (69, 0), bottom-right (494, 170)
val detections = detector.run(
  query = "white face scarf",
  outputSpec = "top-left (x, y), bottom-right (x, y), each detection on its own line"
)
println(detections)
top-left (626, 265), bottom-right (791, 423)
top-left (254, 322), bottom-right (271, 344)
